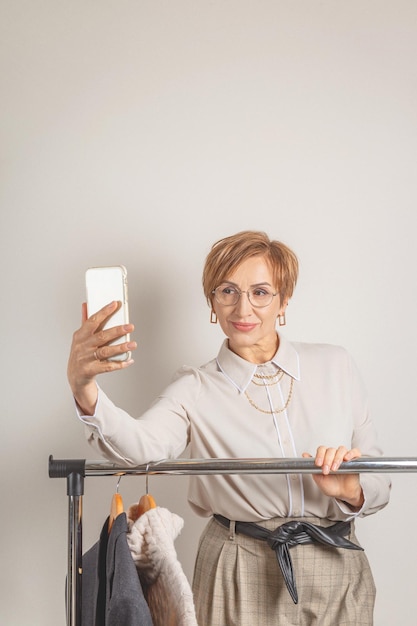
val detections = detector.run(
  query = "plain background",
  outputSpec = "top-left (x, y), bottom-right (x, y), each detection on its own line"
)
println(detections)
top-left (1, 1), bottom-right (416, 624)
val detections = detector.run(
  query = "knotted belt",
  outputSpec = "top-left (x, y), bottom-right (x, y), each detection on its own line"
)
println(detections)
top-left (214, 514), bottom-right (363, 604)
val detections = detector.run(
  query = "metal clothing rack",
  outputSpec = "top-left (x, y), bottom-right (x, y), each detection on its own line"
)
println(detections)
top-left (49, 454), bottom-right (417, 626)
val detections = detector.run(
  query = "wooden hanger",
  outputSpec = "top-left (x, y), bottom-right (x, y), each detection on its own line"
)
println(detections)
top-left (137, 492), bottom-right (157, 517)
top-left (131, 469), bottom-right (157, 521)
top-left (108, 476), bottom-right (124, 533)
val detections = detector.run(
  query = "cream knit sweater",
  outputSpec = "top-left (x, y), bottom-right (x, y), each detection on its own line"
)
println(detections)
top-left (127, 505), bottom-right (198, 626)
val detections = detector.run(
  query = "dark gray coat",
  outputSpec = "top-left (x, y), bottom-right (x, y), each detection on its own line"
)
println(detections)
top-left (82, 513), bottom-right (153, 625)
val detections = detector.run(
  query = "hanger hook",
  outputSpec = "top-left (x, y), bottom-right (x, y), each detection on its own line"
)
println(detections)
top-left (145, 463), bottom-right (150, 495)
top-left (116, 474), bottom-right (123, 493)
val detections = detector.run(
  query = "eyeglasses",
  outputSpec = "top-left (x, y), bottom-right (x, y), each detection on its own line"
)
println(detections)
top-left (212, 284), bottom-right (278, 308)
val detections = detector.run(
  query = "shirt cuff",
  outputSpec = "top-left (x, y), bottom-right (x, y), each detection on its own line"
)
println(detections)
top-left (335, 497), bottom-right (363, 519)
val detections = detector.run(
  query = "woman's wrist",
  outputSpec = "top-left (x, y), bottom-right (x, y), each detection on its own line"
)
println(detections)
top-left (73, 382), bottom-right (98, 416)
top-left (341, 485), bottom-right (365, 511)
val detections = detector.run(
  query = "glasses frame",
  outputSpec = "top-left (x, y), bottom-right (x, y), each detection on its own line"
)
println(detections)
top-left (211, 285), bottom-right (279, 308)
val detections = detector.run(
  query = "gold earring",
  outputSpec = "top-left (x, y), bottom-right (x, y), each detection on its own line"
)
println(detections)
top-left (278, 313), bottom-right (286, 326)
top-left (210, 310), bottom-right (218, 324)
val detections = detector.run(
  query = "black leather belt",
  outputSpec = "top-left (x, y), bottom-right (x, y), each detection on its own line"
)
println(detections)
top-left (214, 514), bottom-right (363, 604)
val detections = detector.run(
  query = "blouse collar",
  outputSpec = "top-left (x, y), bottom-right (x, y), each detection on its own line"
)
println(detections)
top-left (215, 333), bottom-right (301, 393)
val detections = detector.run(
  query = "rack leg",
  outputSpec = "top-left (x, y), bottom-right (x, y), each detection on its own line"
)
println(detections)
top-left (66, 472), bottom-right (84, 626)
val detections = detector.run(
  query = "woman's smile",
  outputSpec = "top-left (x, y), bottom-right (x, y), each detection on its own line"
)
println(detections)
top-left (230, 321), bottom-right (259, 332)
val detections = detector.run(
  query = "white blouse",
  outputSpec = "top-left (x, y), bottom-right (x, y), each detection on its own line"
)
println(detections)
top-left (79, 333), bottom-right (391, 523)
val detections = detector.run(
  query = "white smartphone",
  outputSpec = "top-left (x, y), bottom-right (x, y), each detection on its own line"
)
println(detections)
top-left (85, 265), bottom-right (131, 362)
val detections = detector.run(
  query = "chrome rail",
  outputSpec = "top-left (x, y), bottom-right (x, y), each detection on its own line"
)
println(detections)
top-left (81, 456), bottom-right (417, 476)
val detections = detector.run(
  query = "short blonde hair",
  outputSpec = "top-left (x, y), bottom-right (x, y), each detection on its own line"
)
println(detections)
top-left (202, 230), bottom-right (299, 306)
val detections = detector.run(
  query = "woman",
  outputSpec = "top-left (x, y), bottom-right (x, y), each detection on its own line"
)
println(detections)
top-left (68, 231), bottom-right (390, 625)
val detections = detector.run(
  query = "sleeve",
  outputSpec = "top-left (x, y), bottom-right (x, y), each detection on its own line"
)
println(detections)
top-left (77, 367), bottom-right (199, 466)
top-left (335, 352), bottom-right (391, 519)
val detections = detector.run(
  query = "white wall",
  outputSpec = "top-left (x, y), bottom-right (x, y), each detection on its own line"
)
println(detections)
top-left (1, 1), bottom-right (416, 623)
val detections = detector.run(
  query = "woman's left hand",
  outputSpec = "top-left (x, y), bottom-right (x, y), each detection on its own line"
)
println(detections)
top-left (302, 446), bottom-right (364, 510)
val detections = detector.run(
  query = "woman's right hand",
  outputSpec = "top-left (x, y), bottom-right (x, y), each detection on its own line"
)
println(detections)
top-left (67, 301), bottom-right (136, 415)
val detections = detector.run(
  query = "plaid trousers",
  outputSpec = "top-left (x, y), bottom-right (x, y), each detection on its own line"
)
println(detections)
top-left (192, 516), bottom-right (375, 626)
